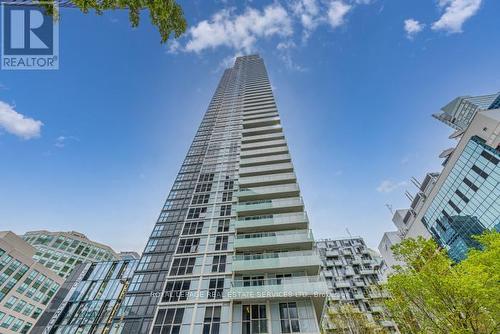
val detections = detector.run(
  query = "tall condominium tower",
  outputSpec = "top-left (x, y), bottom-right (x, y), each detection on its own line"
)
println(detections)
top-left (105, 55), bottom-right (327, 334)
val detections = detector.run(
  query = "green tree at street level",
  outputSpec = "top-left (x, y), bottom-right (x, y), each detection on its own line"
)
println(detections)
top-left (324, 302), bottom-right (385, 334)
top-left (41, 0), bottom-right (187, 43)
top-left (384, 232), bottom-right (500, 334)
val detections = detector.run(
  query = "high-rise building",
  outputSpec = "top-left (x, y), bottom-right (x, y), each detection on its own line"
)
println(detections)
top-left (99, 55), bottom-right (328, 334)
top-left (378, 172), bottom-right (438, 274)
top-left (22, 231), bottom-right (120, 278)
top-left (379, 99), bottom-right (500, 266)
top-left (421, 109), bottom-right (500, 261)
top-left (433, 92), bottom-right (500, 130)
top-left (31, 259), bottom-right (138, 334)
top-left (0, 231), bottom-right (64, 334)
top-left (316, 238), bottom-right (398, 333)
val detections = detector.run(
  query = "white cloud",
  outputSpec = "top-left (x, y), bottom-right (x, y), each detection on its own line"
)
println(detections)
top-left (55, 135), bottom-right (79, 148)
top-left (376, 180), bottom-right (408, 193)
top-left (166, 39), bottom-right (181, 54)
top-left (327, 1), bottom-right (352, 28)
top-left (184, 4), bottom-right (292, 53)
top-left (404, 18), bottom-right (425, 39)
top-left (291, 0), bottom-right (320, 39)
top-left (432, 0), bottom-right (482, 33)
top-left (0, 101), bottom-right (42, 139)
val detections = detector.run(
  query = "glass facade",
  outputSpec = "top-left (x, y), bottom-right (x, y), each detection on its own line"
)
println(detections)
top-left (22, 231), bottom-right (119, 278)
top-left (0, 232), bottom-right (64, 334)
top-left (423, 136), bottom-right (500, 261)
top-left (31, 260), bottom-right (138, 334)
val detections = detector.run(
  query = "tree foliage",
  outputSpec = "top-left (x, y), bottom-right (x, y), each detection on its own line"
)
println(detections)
top-left (40, 0), bottom-right (187, 43)
top-left (324, 303), bottom-right (386, 334)
top-left (384, 232), bottom-right (500, 334)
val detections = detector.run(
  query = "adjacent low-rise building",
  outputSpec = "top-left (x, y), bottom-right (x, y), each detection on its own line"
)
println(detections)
top-left (317, 237), bottom-right (398, 333)
top-left (0, 231), bottom-right (64, 334)
top-left (22, 231), bottom-right (120, 278)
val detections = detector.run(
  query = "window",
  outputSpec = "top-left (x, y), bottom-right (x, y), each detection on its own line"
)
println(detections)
top-left (187, 207), bottom-right (207, 219)
top-left (455, 189), bottom-right (469, 203)
top-left (471, 165), bottom-right (489, 179)
top-left (280, 302), bottom-right (300, 333)
top-left (222, 191), bottom-right (233, 202)
top-left (463, 177), bottom-right (479, 192)
top-left (199, 173), bottom-right (215, 182)
top-left (4, 296), bottom-right (18, 309)
top-left (153, 308), bottom-right (184, 334)
top-left (220, 205), bottom-right (232, 217)
top-left (217, 219), bottom-right (230, 232)
top-left (177, 238), bottom-right (200, 254)
top-left (192, 194), bottom-right (210, 205)
top-left (170, 258), bottom-right (196, 276)
top-left (162, 280), bottom-right (190, 302)
top-left (242, 305), bottom-right (267, 334)
top-left (480, 150), bottom-right (499, 165)
top-left (223, 180), bottom-right (234, 190)
top-left (211, 255), bottom-right (226, 273)
top-left (203, 306), bottom-right (221, 334)
top-left (208, 278), bottom-right (224, 299)
top-left (448, 200), bottom-right (462, 214)
top-left (196, 183), bottom-right (212, 193)
top-left (242, 276), bottom-right (264, 287)
top-left (182, 222), bottom-right (204, 235)
top-left (215, 236), bottom-right (228, 251)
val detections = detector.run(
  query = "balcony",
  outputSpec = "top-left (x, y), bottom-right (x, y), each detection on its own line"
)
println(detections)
top-left (360, 269), bottom-right (376, 275)
top-left (380, 320), bottom-right (397, 328)
top-left (236, 198), bottom-right (304, 217)
top-left (234, 229), bottom-right (314, 251)
top-left (239, 172), bottom-right (296, 188)
top-left (243, 116), bottom-right (280, 129)
top-left (325, 250), bottom-right (340, 257)
top-left (239, 153), bottom-right (291, 168)
top-left (241, 138), bottom-right (287, 151)
top-left (242, 124), bottom-right (282, 136)
top-left (235, 212), bottom-right (308, 232)
top-left (239, 162), bottom-right (293, 177)
top-left (243, 107), bottom-right (277, 118)
top-left (243, 112), bottom-right (278, 121)
top-left (236, 184), bottom-right (299, 201)
top-left (353, 293), bottom-right (365, 300)
top-left (335, 281), bottom-right (350, 288)
top-left (229, 275), bottom-right (328, 319)
top-left (232, 250), bottom-right (321, 275)
top-left (370, 306), bottom-right (384, 313)
top-left (241, 132), bottom-right (284, 144)
top-left (240, 146), bottom-right (289, 159)
top-left (354, 280), bottom-right (365, 287)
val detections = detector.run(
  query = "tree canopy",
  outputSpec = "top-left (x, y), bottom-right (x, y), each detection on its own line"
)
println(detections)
top-left (41, 0), bottom-right (187, 43)
top-left (384, 232), bottom-right (500, 334)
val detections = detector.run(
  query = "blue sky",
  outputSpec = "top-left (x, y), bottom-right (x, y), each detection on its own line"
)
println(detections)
top-left (1, 0), bottom-right (499, 253)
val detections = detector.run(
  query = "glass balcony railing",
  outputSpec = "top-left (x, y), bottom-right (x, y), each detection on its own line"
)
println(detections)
top-left (234, 229), bottom-right (314, 250)
top-left (235, 183), bottom-right (299, 199)
top-left (235, 212), bottom-right (308, 232)
top-left (232, 250), bottom-right (321, 274)
top-left (239, 153), bottom-right (291, 167)
top-left (239, 172), bottom-right (296, 188)
top-left (239, 162), bottom-right (294, 177)
top-left (229, 275), bottom-right (328, 300)
top-left (236, 198), bottom-right (304, 216)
